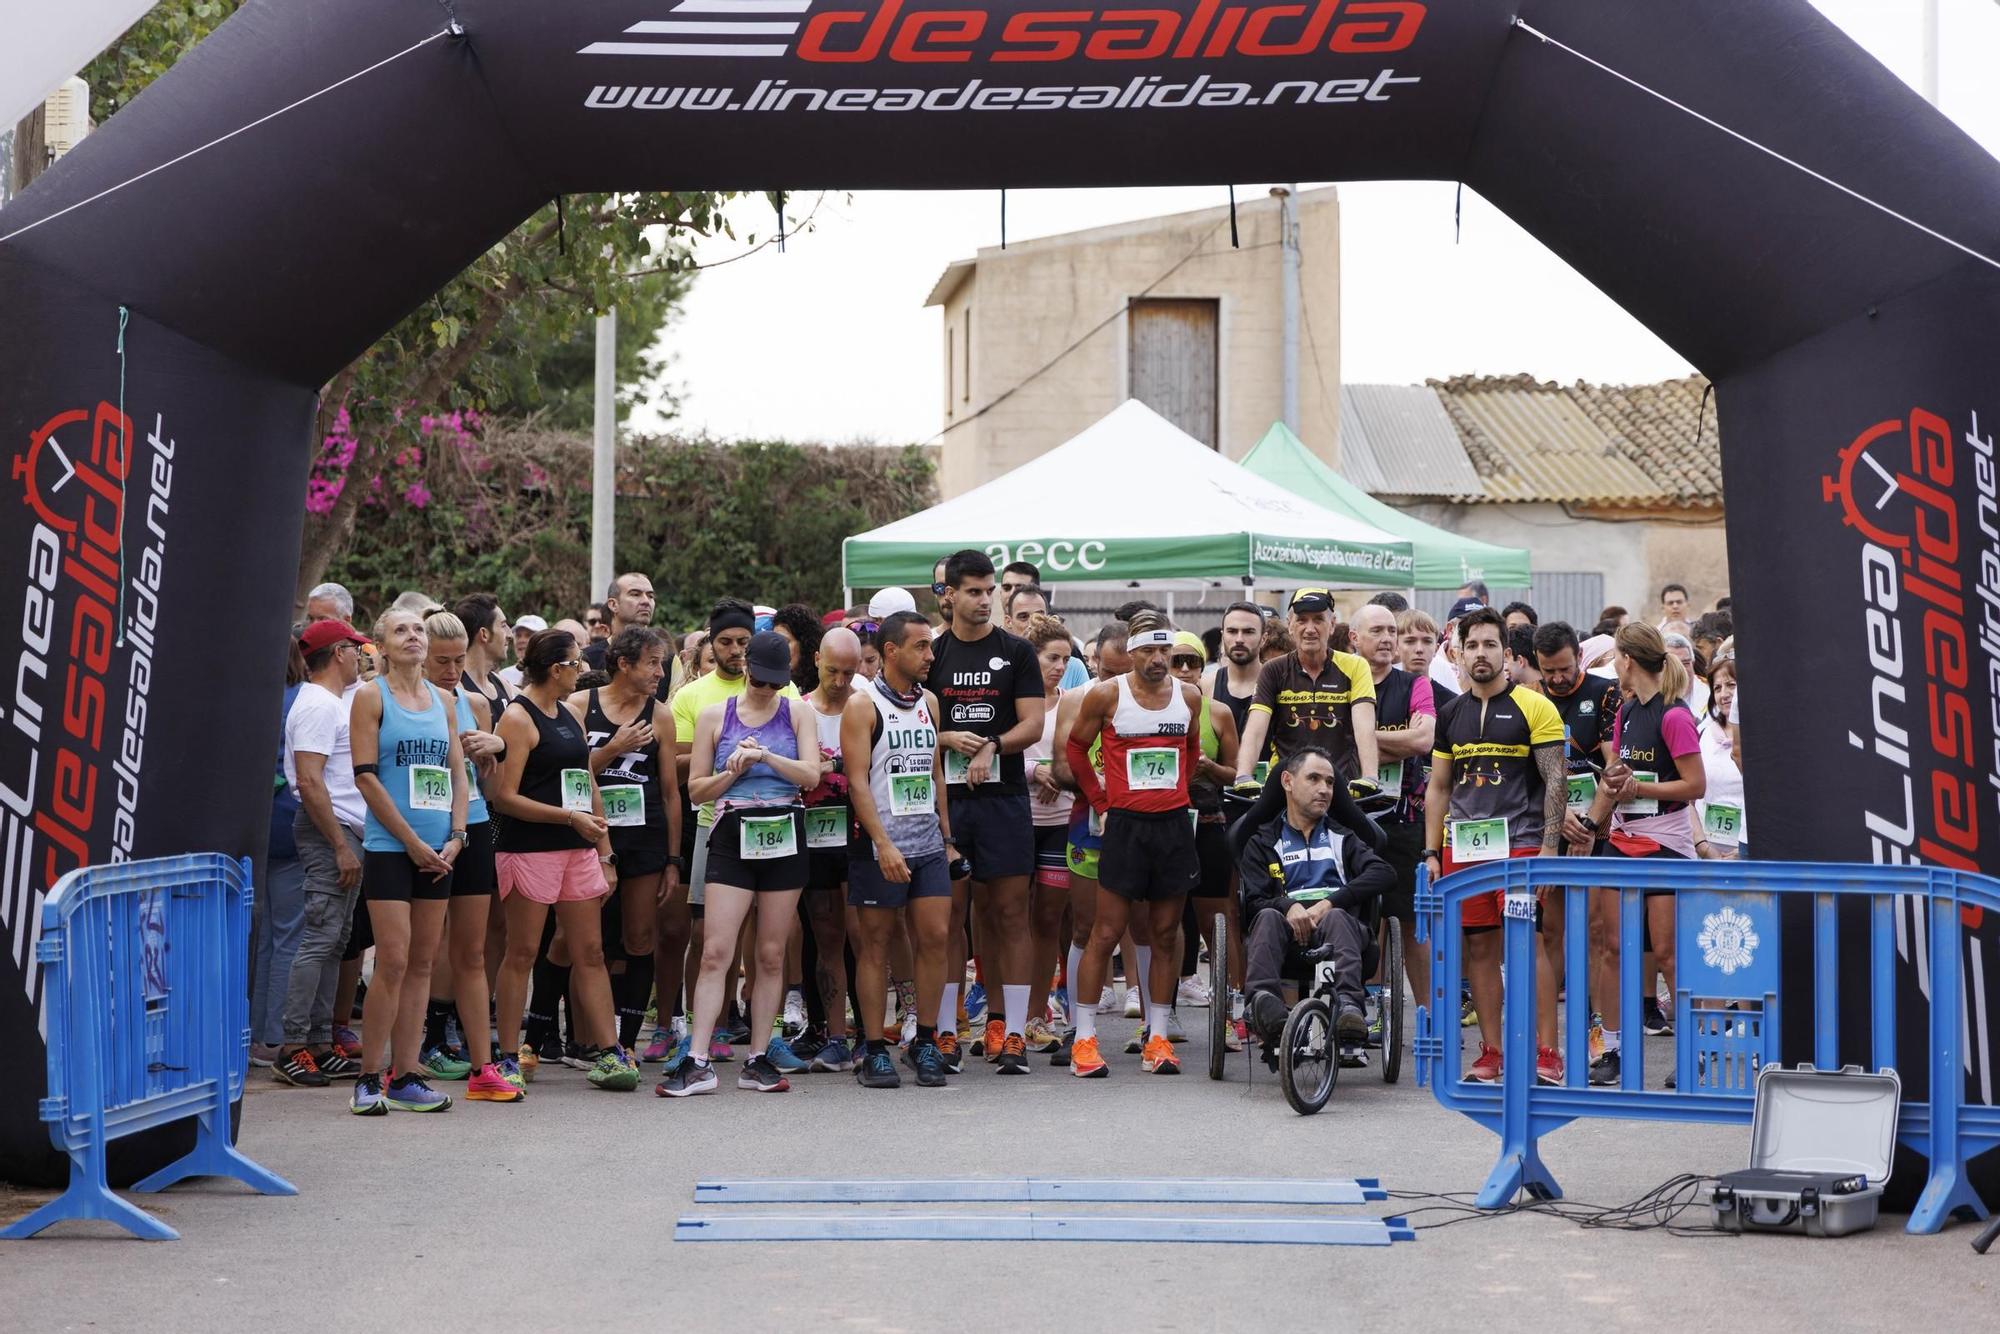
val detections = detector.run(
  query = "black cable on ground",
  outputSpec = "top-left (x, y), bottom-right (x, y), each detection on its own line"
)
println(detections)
top-left (1384, 1175), bottom-right (1726, 1238)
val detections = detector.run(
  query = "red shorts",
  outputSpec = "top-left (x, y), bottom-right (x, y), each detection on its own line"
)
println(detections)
top-left (497, 847), bottom-right (609, 905)
top-left (1440, 846), bottom-right (1542, 929)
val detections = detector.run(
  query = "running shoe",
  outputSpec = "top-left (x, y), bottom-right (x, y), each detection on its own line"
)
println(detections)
top-left (534, 1033), bottom-right (566, 1064)
top-left (811, 1037), bottom-right (855, 1072)
top-left (709, 1038), bottom-right (735, 1062)
top-left (1175, 977), bottom-right (1211, 1007)
top-left (314, 1049), bottom-right (361, 1080)
top-left (466, 1063), bottom-right (524, 1102)
top-left (966, 981), bottom-right (988, 1025)
top-left (910, 1039), bottom-right (948, 1087)
top-left (658, 1056), bottom-right (718, 1098)
top-left (1642, 999), bottom-right (1673, 1037)
top-left (562, 1042), bottom-right (602, 1072)
top-left (421, 1045), bottom-right (473, 1082)
top-left (765, 1036), bottom-right (810, 1074)
top-left (738, 1053), bottom-right (791, 1092)
top-left (1587, 1015), bottom-right (1606, 1063)
top-left (782, 990), bottom-right (808, 1035)
top-left (385, 1071), bottom-right (452, 1112)
top-left (350, 1072), bottom-right (387, 1115)
top-left (1163, 1008), bottom-right (1189, 1043)
top-left (857, 1048), bottom-right (901, 1089)
top-left (274, 1048), bottom-right (329, 1088)
top-left (1051, 1028), bottom-right (1074, 1067)
top-left (1024, 1017), bottom-right (1061, 1054)
top-left (516, 1043), bottom-right (539, 1083)
top-left (1588, 1050), bottom-right (1620, 1086)
top-left (1096, 986), bottom-right (1119, 1014)
top-left (1123, 986), bottom-right (1142, 1019)
top-left (1536, 1046), bottom-right (1565, 1086)
top-left (979, 1018), bottom-right (1005, 1062)
top-left (332, 1026), bottom-right (363, 1061)
top-left (1335, 1004), bottom-right (1368, 1043)
top-left (898, 1012), bottom-right (917, 1048)
top-left (640, 1028), bottom-right (680, 1064)
top-left (937, 1028), bottom-right (963, 1074)
top-left (790, 1029), bottom-right (827, 1063)
top-left (1226, 1018), bottom-right (1246, 1053)
top-left (497, 1054), bottom-right (527, 1091)
top-left (996, 1032), bottom-right (1029, 1075)
top-left (250, 1042), bottom-right (281, 1068)
top-left (717, 1015), bottom-right (752, 1045)
top-left (1459, 998), bottom-right (1478, 1028)
top-left (1069, 1034), bottom-right (1108, 1078)
top-left (1049, 987), bottom-right (1070, 1027)
top-left (1465, 1042), bottom-right (1502, 1083)
top-left (588, 1046), bottom-right (641, 1092)
top-left (1123, 1026), bottom-right (1148, 1055)
top-left (1141, 1032), bottom-right (1181, 1075)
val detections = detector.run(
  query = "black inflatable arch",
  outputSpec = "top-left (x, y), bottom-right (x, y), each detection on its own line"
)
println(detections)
top-left (5, 0), bottom-right (2000, 1183)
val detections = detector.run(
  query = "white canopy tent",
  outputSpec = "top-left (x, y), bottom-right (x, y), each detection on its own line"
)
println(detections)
top-left (843, 400), bottom-right (1415, 602)
top-left (1, 0), bottom-right (156, 130)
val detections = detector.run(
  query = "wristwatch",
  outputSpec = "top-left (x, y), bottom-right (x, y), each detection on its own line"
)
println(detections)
top-left (600, 852), bottom-right (619, 867)
top-left (1423, 849), bottom-right (1442, 862)
top-left (448, 828), bottom-right (468, 844)
top-left (665, 855), bottom-right (686, 873)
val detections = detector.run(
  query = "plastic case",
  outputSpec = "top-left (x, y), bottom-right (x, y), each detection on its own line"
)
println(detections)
top-left (1709, 1064), bottom-right (1899, 1238)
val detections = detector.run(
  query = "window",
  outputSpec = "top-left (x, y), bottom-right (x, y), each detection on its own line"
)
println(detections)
top-left (1128, 297), bottom-right (1219, 447)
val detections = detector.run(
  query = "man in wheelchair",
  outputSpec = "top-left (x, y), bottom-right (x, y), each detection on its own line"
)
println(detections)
top-left (1234, 747), bottom-right (1395, 1052)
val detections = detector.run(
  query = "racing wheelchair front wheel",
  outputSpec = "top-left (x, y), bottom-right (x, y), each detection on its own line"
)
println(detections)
top-left (1207, 912), bottom-right (1229, 1081)
top-left (1279, 997), bottom-right (1338, 1115)
top-left (1381, 916), bottom-right (1404, 1084)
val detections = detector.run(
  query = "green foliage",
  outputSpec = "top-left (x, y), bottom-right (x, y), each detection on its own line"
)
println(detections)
top-left (84, 0), bottom-right (245, 123)
top-left (324, 424), bottom-right (937, 631)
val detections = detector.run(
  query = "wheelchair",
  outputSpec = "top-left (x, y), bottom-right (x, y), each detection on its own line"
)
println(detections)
top-left (1210, 782), bottom-right (1405, 1114)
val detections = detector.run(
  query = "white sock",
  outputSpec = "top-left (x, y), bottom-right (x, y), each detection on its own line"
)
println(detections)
top-left (1148, 1002), bottom-right (1171, 1040)
top-left (938, 983), bottom-right (960, 1033)
top-left (1003, 984), bottom-right (1029, 1036)
top-left (1076, 1006), bottom-right (1097, 1041)
top-left (1066, 944), bottom-right (1084, 1004)
top-left (1135, 945), bottom-right (1153, 998)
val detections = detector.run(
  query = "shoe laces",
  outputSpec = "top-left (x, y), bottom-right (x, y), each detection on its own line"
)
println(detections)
top-left (1002, 1033), bottom-right (1026, 1057)
top-left (294, 1050), bottom-right (321, 1073)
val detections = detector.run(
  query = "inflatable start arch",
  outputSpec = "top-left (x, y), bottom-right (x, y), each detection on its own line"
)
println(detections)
top-left (4, 0), bottom-right (2000, 1183)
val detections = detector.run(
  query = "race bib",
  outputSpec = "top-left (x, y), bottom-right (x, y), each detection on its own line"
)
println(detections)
top-left (1126, 746), bottom-right (1179, 791)
top-left (1704, 802), bottom-right (1743, 848)
top-left (943, 747), bottom-right (992, 786)
top-left (1625, 771), bottom-right (1659, 817)
top-left (739, 813), bottom-right (797, 860)
top-left (601, 784), bottom-right (645, 828)
top-left (1252, 760), bottom-right (1271, 785)
top-left (408, 764), bottom-right (452, 813)
top-left (1449, 817), bottom-right (1509, 864)
top-left (805, 805), bottom-right (848, 849)
top-left (1566, 772), bottom-right (1598, 817)
top-left (560, 768), bottom-right (594, 813)
top-left (889, 773), bottom-right (934, 818)
top-left (1377, 758), bottom-right (1404, 791)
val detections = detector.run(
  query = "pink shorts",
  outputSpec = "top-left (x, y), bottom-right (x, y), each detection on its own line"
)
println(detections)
top-left (497, 847), bottom-right (608, 904)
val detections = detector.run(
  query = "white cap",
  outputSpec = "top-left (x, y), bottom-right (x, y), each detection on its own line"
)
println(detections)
top-left (867, 587), bottom-right (918, 619)
top-left (515, 614), bottom-right (548, 633)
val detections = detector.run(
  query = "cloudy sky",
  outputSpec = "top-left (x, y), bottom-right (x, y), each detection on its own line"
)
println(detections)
top-left (637, 0), bottom-right (2000, 446)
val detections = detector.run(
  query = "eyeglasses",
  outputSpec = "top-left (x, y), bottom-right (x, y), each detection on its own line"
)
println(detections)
top-left (557, 658), bottom-right (586, 671)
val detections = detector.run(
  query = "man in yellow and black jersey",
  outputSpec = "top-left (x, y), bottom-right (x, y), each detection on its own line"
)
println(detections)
top-left (1422, 607), bottom-right (1569, 1086)
top-left (1236, 589), bottom-right (1378, 784)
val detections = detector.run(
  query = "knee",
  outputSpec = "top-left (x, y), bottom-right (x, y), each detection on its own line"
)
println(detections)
top-left (699, 937), bottom-right (735, 974)
top-left (373, 946), bottom-right (410, 982)
top-left (569, 936), bottom-right (608, 971)
top-left (624, 923), bottom-right (657, 957)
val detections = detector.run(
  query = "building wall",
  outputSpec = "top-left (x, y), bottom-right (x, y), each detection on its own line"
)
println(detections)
top-left (1400, 501), bottom-right (1730, 621)
top-left (936, 188), bottom-right (1340, 498)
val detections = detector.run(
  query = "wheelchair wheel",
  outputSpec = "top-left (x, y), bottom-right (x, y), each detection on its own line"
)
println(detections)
top-left (1207, 912), bottom-right (1229, 1081)
top-left (1279, 997), bottom-right (1338, 1115)
top-left (1381, 917), bottom-right (1404, 1084)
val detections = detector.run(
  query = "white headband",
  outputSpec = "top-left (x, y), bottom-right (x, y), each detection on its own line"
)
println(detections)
top-left (1129, 629), bottom-right (1175, 649)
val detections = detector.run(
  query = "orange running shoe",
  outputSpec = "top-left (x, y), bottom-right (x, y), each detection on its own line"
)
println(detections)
top-left (981, 1018), bottom-right (1006, 1062)
top-left (1141, 1032), bottom-right (1181, 1074)
top-left (466, 1063), bottom-right (524, 1102)
top-left (937, 1028), bottom-right (963, 1074)
top-left (1069, 1034), bottom-right (1108, 1078)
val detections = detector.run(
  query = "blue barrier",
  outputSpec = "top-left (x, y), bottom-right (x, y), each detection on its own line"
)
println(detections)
top-left (1414, 857), bottom-right (1998, 1234)
top-left (1, 853), bottom-right (295, 1241)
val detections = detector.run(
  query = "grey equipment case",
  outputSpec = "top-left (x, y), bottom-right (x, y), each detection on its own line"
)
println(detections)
top-left (1709, 1064), bottom-right (1900, 1238)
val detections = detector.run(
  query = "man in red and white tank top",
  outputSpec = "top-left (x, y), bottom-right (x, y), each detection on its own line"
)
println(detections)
top-left (1061, 613), bottom-right (1205, 1078)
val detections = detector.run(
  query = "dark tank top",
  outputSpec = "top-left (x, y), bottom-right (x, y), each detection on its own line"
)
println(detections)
top-left (495, 696), bottom-right (594, 853)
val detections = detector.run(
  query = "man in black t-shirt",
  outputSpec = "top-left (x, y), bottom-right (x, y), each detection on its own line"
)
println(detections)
top-left (583, 572), bottom-right (673, 701)
top-left (930, 549), bottom-right (1046, 1074)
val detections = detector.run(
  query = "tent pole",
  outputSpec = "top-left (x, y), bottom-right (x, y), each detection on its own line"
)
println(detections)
top-left (1166, 591), bottom-right (1177, 619)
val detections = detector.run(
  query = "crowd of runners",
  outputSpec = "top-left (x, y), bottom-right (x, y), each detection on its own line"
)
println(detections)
top-left (256, 555), bottom-right (1740, 1112)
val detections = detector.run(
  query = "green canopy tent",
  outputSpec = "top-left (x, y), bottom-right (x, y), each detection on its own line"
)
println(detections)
top-left (1239, 421), bottom-right (1531, 590)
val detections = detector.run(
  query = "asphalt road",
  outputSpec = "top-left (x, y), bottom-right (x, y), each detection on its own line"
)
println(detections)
top-left (1, 1016), bottom-right (1991, 1333)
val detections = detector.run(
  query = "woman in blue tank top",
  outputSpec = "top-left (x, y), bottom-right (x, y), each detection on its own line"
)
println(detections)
top-left (662, 631), bottom-right (828, 1098)
top-left (350, 607), bottom-right (468, 1115)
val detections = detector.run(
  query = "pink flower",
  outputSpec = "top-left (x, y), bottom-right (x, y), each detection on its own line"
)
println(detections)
top-left (403, 482), bottom-right (432, 508)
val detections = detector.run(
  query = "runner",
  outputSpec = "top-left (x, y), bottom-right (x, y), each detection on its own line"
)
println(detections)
top-left (842, 610), bottom-right (957, 1088)
top-left (1049, 622), bottom-right (1131, 1066)
top-left (799, 627), bottom-right (865, 1073)
top-left (929, 550), bottom-right (1047, 1075)
top-left (1210, 602), bottom-right (1265, 739)
top-left (489, 628), bottom-right (638, 1092)
top-left (1349, 603), bottom-right (1435, 1010)
top-left (1169, 631), bottom-right (1243, 1045)
top-left (1235, 587), bottom-right (1380, 795)
top-left (1023, 614), bottom-right (1078, 1053)
top-left (1695, 657), bottom-right (1744, 862)
top-left (581, 573), bottom-right (667, 692)
top-left (575, 628), bottom-right (683, 1061)
top-left (1577, 622), bottom-right (1707, 1086)
top-left (1534, 620), bottom-right (1620, 984)
top-left (347, 608), bottom-right (467, 1115)
top-left (1422, 607), bottom-right (1568, 1086)
top-left (417, 609), bottom-right (522, 1101)
top-left (660, 631), bottom-right (826, 1097)
top-left (452, 592), bottom-right (516, 718)
top-left (1062, 610), bottom-right (1205, 1078)
top-left (275, 618), bottom-right (370, 1088)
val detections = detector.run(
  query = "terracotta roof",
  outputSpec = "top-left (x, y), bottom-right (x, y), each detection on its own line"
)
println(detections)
top-left (1426, 373), bottom-right (1720, 508)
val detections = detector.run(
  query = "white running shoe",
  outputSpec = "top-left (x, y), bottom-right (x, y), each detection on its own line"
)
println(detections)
top-left (782, 990), bottom-right (808, 1035)
top-left (1097, 986), bottom-right (1119, 1014)
top-left (900, 1011), bottom-right (918, 1047)
top-left (1123, 986), bottom-right (1142, 1019)
top-left (1176, 977), bottom-right (1211, 1007)
top-left (1163, 1008), bottom-right (1189, 1042)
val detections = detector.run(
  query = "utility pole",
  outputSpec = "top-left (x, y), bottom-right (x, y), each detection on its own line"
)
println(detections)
top-left (1276, 185), bottom-right (1300, 435)
top-left (590, 310), bottom-right (617, 602)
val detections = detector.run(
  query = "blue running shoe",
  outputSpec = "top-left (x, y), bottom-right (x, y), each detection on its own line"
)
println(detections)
top-left (965, 982), bottom-right (988, 1025)
top-left (384, 1071), bottom-right (452, 1112)
top-left (811, 1036), bottom-right (855, 1072)
top-left (350, 1072), bottom-right (387, 1116)
top-left (765, 1035), bottom-right (810, 1074)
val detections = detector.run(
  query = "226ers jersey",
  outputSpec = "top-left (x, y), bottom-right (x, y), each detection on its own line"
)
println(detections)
top-left (1100, 676), bottom-right (1200, 814)
top-left (1432, 684), bottom-right (1565, 850)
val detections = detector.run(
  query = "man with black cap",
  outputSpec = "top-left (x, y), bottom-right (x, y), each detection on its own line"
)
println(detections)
top-left (1235, 588), bottom-right (1380, 791)
top-left (275, 618), bottom-right (371, 1087)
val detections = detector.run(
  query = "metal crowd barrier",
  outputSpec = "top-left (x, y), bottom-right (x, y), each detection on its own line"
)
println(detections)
top-left (2, 854), bottom-right (295, 1241)
top-left (1414, 857), bottom-right (1996, 1234)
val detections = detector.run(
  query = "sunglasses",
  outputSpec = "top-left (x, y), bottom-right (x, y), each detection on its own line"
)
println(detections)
top-left (557, 658), bottom-right (586, 671)
top-left (850, 620), bottom-right (879, 634)
top-left (931, 582), bottom-right (949, 595)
